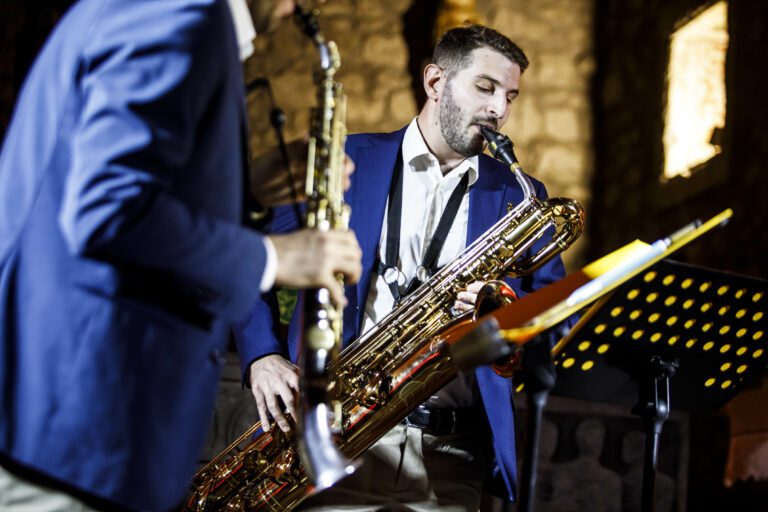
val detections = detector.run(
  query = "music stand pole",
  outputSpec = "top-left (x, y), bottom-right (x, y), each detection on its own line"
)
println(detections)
top-left (632, 356), bottom-right (678, 512)
top-left (517, 332), bottom-right (558, 512)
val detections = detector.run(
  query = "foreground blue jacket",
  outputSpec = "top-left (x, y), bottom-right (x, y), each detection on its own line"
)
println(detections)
top-left (235, 127), bottom-right (568, 501)
top-left (0, 0), bottom-right (269, 509)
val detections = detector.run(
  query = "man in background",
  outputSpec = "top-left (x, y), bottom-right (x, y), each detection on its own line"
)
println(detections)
top-left (0, 0), bottom-right (360, 510)
top-left (238, 25), bottom-right (567, 511)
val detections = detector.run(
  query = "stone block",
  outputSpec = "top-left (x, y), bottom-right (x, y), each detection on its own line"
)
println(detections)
top-left (362, 33), bottom-right (408, 69)
top-left (337, 71), bottom-right (367, 97)
top-left (537, 53), bottom-right (582, 88)
top-left (545, 108), bottom-right (582, 143)
top-left (323, 18), bottom-right (355, 43)
top-left (388, 87), bottom-right (418, 127)
top-left (317, 0), bottom-right (355, 17)
top-left (272, 71), bottom-right (315, 109)
top-left (493, 10), bottom-right (550, 44)
top-left (347, 93), bottom-right (386, 132)
top-left (356, 0), bottom-right (413, 18)
top-left (258, 24), bottom-right (307, 74)
top-left (533, 0), bottom-right (592, 32)
top-left (538, 145), bottom-right (583, 181)
top-left (509, 96), bottom-right (543, 145)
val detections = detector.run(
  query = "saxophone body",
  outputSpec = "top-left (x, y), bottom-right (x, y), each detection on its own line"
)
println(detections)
top-left (330, 174), bottom-right (585, 461)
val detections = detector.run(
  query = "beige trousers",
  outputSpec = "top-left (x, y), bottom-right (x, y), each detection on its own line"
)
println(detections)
top-left (298, 424), bottom-right (487, 512)
top-left (0, 464), bottom-right (100, 512)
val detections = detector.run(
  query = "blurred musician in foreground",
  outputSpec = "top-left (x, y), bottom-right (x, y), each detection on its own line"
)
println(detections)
top-left (0, 0), bottom-right (360, 511)
top-left (237, 25), bottom-right (567, 511)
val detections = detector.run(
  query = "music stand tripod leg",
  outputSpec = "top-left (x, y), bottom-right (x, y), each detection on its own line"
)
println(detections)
top-left (631, 356), bottom-right (678, 512)
top-left (515, 332), bottom-right (558, 512)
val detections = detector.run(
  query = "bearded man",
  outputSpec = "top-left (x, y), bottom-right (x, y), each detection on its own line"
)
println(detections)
top-left (237, 25), bottom-right (567, 511)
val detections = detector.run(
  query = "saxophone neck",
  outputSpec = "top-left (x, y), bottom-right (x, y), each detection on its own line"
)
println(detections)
top-left (480, 127), bottom-right (536, 200)
top-left (294, 4), bottom-right (338, 74)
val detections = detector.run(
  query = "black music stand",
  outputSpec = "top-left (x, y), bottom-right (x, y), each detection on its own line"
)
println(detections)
top-left (514, 326), bottom-right (562, 512)
top-left (550, 259), bottom-right (768, 512)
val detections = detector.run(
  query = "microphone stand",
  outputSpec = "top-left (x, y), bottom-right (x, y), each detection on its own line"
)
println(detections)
top-left (245, 77), bottom-right (303, 223)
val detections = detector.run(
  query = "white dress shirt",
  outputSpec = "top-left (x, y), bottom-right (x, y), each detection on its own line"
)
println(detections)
top-left (361, 119), bottom-right (480, 408)
top-left (227, 0), bottom-right (257, 61)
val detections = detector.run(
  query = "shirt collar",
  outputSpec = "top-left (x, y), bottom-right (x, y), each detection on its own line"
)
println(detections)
top-left (402, 118), bottom-right (479, 186)
top-left (227, 0), bottom-right (257, 62)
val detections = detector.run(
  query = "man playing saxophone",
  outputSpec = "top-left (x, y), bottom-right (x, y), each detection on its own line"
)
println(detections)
top-left (238, 25), bottom-right (568, 511)
top-left (0, 0), bottom-right (361, 511)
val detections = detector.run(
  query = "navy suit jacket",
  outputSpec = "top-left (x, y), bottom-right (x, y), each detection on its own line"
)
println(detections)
top-left (0, 1), bottom-right (269, 509)
top-left (235, 126), bottom-right (567, 501)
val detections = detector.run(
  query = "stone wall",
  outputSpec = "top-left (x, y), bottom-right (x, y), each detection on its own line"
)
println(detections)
top-left (243, 0), bottom-right (417, 158)
top-left (589, 0), bottom-right (768, 281)
top-left (245, 0), bottom-right (594, 270)
top-left (481, 0), bottom-right (595, 269)
top-left (591, 0), bottom-right (768, 510)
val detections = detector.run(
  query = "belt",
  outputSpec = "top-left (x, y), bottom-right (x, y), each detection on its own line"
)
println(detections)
top-left (402, 405), bottom-right (478, 435)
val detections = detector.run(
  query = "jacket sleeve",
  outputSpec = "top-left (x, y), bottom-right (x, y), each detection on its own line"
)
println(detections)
top-left (233, 203), bottom-right (304, 383)
top-left (59, 1), bottom-right (266, 323)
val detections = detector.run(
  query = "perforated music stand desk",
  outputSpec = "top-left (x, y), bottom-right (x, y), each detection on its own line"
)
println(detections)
top-left (551, 259), bottom-right (768, 512)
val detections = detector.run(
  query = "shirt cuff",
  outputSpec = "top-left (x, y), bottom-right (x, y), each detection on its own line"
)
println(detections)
top-left (259, 235), bottom-right (277, 292)
top-left (226, 0), bottom-right (257, 61)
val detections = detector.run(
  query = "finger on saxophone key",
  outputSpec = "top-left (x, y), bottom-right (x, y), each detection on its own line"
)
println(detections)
top-left (268, 230), bottom-right (362, 306)
top-left (343, 154), bottom-right (355, 191)
top-left (453, 281), bottom-right (485, 313)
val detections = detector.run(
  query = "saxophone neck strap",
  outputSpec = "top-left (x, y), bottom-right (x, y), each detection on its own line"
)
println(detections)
top-left (378, 145), bottom-right (470, 303)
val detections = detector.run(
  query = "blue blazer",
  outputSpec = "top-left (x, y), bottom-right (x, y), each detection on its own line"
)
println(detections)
top-left (0, 1), bottom-right (269, 509)
top-left (235, 127), bottom-right (567, 501)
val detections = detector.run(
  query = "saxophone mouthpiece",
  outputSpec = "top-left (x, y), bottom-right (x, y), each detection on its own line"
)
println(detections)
top-left (294, 3), bottom-right (321, 40)
top-left (480, 127), bottom-right (518, 167)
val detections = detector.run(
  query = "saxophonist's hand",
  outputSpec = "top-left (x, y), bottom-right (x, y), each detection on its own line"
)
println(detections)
top-left (249, 139), bottom-right (355, 207)
top-left (268, 229), bottom-right (362, 306)
top-left (248, 354), bottom-right (298, 433)
top-left (452, 281), bottom-right (485, 314)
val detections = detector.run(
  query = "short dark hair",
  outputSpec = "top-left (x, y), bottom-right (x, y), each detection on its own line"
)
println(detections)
top-left (433, 25), bottom-right (529, 77)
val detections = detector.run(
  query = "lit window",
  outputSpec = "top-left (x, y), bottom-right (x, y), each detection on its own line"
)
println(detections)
top-left (663, 1), bottom-right (728, 180)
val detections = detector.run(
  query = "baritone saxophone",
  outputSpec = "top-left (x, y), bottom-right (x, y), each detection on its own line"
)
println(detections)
top-left (186, 26), bottom-right (585, 512)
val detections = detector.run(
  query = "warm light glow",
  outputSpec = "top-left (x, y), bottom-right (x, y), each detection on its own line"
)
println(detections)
top-left (663, 1), bottom-right (728, 179)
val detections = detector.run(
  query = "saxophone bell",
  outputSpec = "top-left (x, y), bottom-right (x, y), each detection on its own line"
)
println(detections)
top-left (473, 280), bottom-right (522, 377)
top-left (299, 287), bottom-right (359, 491)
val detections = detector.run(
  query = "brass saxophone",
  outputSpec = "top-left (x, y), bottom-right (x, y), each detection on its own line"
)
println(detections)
top-left (291, 3), bottom-right (357, 495)
top-left (186, 4), bottom-right (354, 511)
top-left (186, 118), bottom-right (584, 510)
